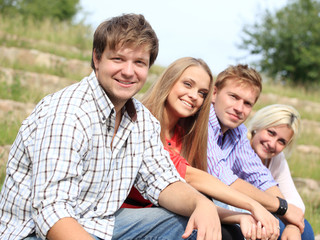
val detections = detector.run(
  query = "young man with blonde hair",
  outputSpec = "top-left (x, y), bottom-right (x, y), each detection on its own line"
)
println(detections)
top-left (207, 64), bottom-right (306, 238)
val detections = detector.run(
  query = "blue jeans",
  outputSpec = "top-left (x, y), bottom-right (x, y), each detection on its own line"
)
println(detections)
top-left (24, 208), bottom-right (197, 240)
top-left (111, 207), bottom-right (197, 240)
top-left (24, 207), bottom-right (243, 239)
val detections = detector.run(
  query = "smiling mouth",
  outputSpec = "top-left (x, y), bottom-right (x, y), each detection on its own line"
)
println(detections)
top-left (181, 99), bottom-right (193, 108)
top-left (117, 79), bottom-right (134, 85)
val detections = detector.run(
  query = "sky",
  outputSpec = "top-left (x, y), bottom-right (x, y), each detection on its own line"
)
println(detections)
top-left (78, 0), bottom-right (288, 75)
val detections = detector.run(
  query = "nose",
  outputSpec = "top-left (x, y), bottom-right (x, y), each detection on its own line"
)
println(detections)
top-left (233, 101), bottom-right (244, 113)
top-left (188, 89), bottom-right (198, 100)
top-left (268, 138), bottom-right (277, 152)
top-left (121, 62), bottom-right (134, 77)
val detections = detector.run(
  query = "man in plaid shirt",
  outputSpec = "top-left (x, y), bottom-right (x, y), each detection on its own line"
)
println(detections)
top-left (0, 13), bottom-right (221, 240)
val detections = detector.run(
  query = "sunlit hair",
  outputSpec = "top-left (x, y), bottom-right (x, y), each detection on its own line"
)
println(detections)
top-left (141, 57), bottom-right (214, 171)
top-left (91, 13), bottom-right (159, 71)
top-left (247, 104), bottom-right (301, 157)
top-left (215, 64), bottom-right (262, 103)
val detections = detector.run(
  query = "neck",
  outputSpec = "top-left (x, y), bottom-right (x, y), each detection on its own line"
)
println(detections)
top-left (163, 107), bottom-right (179, 139)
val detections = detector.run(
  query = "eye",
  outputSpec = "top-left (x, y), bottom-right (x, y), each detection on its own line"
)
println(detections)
top-left (136, 60), bottom-right (148, 66)
top-left (229, 94), bottom-right (237, 99)
top-left (278, 140), bottom-right (286, 146)
top-left (112, 57), bottom-right (122, 62)
top-left (183, 81), bottom-right (192, 88)
top-left (244, 101), bottom-right (253, 107)
top-left (267, 130), bottom-right (275, 136)
top-left (199, 91), bottom-right (208, 98)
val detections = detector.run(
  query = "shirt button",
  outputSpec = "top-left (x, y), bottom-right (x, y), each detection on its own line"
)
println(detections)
top-left (168, 142), bottom-right (171, 146)
top-left (94, 206), bottom-right (97, 211)
top-left (102, 116), bottom-right (106, 121)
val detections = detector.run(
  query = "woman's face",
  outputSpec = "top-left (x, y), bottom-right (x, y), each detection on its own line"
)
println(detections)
top-left (251, 124), bottom-right (294, 160)
top-left (166, 65), bottom-right (210, 120)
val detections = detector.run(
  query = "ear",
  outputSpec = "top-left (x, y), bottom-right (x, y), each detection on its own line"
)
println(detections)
top-left (93, 49), bottom-right (99, 70)
top-left (211, 86), bottom-right (218, 104)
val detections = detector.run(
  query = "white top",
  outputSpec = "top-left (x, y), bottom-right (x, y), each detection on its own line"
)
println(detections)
top-left (268, 152), bottom-right (305, 213)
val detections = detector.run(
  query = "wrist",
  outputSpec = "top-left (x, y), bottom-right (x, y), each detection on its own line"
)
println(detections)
top-left (273, 196), bottom-right (288, 216)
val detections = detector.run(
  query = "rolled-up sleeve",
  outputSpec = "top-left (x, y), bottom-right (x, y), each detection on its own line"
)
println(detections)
top-left (134, 122), bottom-right (183, 206)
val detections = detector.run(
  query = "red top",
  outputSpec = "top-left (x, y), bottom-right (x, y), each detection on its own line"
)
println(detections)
top-left (121, 125), bottom-right (190, 208)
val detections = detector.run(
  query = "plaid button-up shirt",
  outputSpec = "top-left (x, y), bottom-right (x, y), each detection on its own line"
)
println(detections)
top-left (0, 71), bottom-right (182, 240)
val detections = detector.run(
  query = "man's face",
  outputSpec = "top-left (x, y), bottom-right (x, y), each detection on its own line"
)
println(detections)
top-left (212, 79), bottom-right (259, 133)
top-left (93, 44), bottom-right (150, 111)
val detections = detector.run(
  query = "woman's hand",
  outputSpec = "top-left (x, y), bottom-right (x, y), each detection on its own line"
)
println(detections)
top-left (281, 224), bottom-right (301, 240)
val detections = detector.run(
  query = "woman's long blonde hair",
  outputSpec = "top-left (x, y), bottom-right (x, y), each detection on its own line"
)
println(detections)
top-left (141, 57), bottom-right (214, 171)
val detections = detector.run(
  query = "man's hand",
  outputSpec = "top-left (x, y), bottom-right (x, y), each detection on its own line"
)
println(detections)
top-left (239, 217), bottom-right (266, 240)
top-left (159, 181), bottom-right (222, 240)
top-left (281, 224), bottom-right (302, 240)
top-left (281, 204), bottom-right (305, 233)
top-left (182, 198), bottom-right (221, 240)
top-left (250, 202), bottom-right (280, 238)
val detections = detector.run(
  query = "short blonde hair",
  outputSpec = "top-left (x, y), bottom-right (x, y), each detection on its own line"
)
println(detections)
top-left (215, 64), bottom-right (262, 103)
top-left (247, 104), bottom-right (301, 156)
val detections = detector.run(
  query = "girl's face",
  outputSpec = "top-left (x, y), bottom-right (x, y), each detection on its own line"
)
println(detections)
top-left (251, 124), bottom-right (294, 160)
top-left (166, 66), bottom-right (210, 120)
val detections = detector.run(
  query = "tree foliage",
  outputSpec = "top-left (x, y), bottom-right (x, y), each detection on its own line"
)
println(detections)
top-left (0, 0), bottom-right (80, 21)
top-left (240, 0), bottom-right (320, 85)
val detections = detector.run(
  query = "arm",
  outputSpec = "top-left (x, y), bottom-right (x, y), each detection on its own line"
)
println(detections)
top-left (159, 181), bottom-right (221, 240)
top-left (32, 114), bottom-right (92, 239)
top-left (280, 224), bottom-right (302, 240)
top-left (185, 166), bottom-right (279, 234)
top-left (231, 179), bottom-right (305, 232)
top-left (47, 218), bottom-right (94, 240)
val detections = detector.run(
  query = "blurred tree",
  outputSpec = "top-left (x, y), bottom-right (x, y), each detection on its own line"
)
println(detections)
top-left (0, 0), bottom-right (80, 21)
top-left (240, 0), bottom-right (320, 85)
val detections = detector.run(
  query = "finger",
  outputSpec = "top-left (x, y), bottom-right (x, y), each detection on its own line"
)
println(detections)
top-left (182, 220), bottom-right (194, 239)
top-left (251, 222), bottom-right (256, 240)
top-left (261, 226), bottom-right (267, 240)
top-left (255, 221), bottom-right (262, 240)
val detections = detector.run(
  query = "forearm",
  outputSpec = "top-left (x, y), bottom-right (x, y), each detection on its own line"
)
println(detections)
top-left (185, 166), bottom-right (262, 213)
top-left (215, 206), bottom-right (247, 224)
top-left (47, 217), bottom-right (94, 240)
top-left (158, 181), bottom-right (213, 216)
top-left (230, 178), bottom-right (280, 212)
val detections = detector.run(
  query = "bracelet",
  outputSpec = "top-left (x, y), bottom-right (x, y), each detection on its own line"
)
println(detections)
top-left (274, 197), bottom-right (288, 216)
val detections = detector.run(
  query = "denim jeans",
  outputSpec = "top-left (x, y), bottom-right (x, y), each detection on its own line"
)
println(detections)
top-left (24, 207), bottom-right (197, 240)
top-left (111, 207), bottom-right (197, 240)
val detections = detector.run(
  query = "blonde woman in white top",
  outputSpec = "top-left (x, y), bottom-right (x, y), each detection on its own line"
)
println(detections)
top-left (247, 104), bottom-right (314, 240)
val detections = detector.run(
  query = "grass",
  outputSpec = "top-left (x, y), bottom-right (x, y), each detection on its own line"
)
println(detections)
top-left (302, 192), bottom-right (320, 235)
top-left (262, 80), bottom-right (320, 104)
top-left (0, 74), bottom-right (43, 103)
top-left (289, 151), bottom-right (320, 180)
top-left (0, 14), bottom-right (93, 51)
top-left (0, 117), bottom-right (21, 146)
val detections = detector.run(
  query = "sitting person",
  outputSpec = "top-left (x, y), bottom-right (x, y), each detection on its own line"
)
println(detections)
top-left (122, 57), bottom-right (280, 240)
top-left (206, 64), bottom-right (305, 238)
top-left (247, 104), bottom-right (315, 239)
top-left (0, 14), bottom-right (224, 240)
